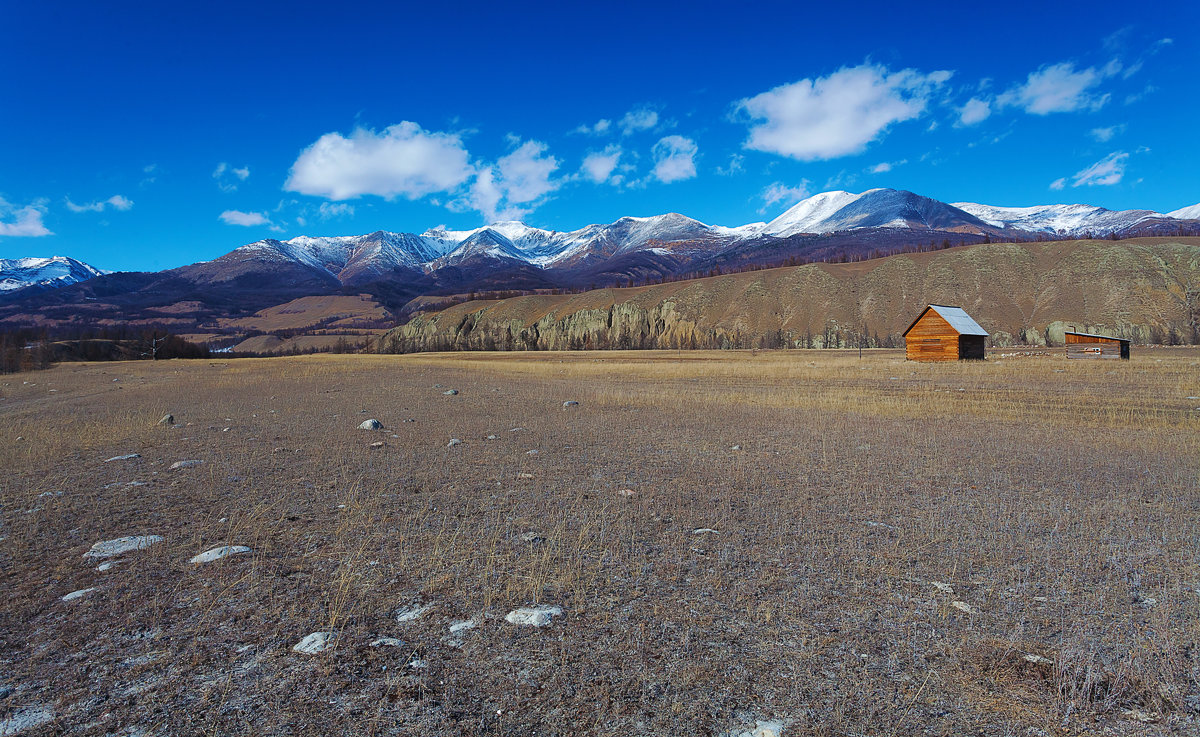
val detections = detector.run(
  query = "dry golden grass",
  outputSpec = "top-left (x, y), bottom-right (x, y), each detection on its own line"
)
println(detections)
top-left (1, 349), bottom-right (1198, 736)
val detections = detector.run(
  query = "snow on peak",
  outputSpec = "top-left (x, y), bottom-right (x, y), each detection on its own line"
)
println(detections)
top-left (764, 190), bottom-right (867, 237)
top-left (1167, 202), bottom-right (1200, 220)
top-left (952, 201), bottom-right (1160, 235)
top-left (0, 256), bottom-right (107, 292)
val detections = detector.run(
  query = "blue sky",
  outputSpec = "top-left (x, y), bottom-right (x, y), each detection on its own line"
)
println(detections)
top-left (1, 0), bottom-right (1197, 272)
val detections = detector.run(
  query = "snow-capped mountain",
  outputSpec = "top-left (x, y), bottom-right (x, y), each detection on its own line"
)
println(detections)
top-left (0, 256), bottom-right (107, 293)
top-left (766, 189), bottom-right (992, 237)
top-left (1167, 203), bottom-right (1200, 220)
top-left (952, 202), bottom-right (1162, 236)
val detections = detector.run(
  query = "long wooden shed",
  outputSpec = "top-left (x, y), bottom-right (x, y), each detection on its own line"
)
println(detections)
top-left (903, 304), bottom-right (988, 361)
top-left (1064, 331), bottom-right (1130, 359)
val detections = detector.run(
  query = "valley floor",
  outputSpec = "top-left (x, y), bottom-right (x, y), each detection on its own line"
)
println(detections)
top-left (1, 349), bottom-right (1199, 736)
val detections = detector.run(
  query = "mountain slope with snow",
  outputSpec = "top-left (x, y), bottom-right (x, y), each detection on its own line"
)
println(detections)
top-left (1167, 203), bottom-right (1200, 220)
top-left (0, 256), bottom-right (107, 293)
top-left (765, 189), bottom-right (993, 236)
top-left (951, 202), bottom-right (1162, 236)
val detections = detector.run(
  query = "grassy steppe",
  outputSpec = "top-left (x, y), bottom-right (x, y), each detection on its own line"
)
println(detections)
top-left (1, 349), bottom-right (1198, 736)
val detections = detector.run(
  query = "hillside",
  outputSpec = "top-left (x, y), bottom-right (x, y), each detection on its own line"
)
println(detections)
top-left (385, 237), bottom-right (1200, 351)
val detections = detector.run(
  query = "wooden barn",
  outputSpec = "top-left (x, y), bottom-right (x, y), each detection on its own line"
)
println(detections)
top-left (1064, 331), bottom-right (1130, 359)
top-left (903, 304), bottom-right (988, 361)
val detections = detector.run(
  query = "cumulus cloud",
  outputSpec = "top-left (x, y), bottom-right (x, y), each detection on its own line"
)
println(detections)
top-left (465, 139), bottom-right (562, 222)
top-left (998, 62), bottom-right (1114, 114)
top-left (580, 145), bottom-right (622, 185)
top-left (213, 162), bottom-right (250, 192)
top-left (574, 119), bottom-right (612, 135)
top-left (651, 135), bottom-right (698, 183)
top-left (286, 122), bottom-right (473, 201)
top-left (619, 108), bottom-right (659, 136)
top-left (219, 210), bottom-right (271, 227)
top-left (736, 64), bottom-right (952, 161)
top-left (869, 159), bottom-right (906, 174)
top-left (318, 202), bottom-right (355, 219)
top-left (65, 194), bottom-right (134, 213)
top-left (1090, 124), bottom-right (1124, 142)
top-left (759, 181), bottom-right (811, 213)
top-left (957, 97), bottom-right (991, 126)
top-left (0, 197), bottom-right (52, 237)
top-left (1068, 151), bottom-right (1129, 187)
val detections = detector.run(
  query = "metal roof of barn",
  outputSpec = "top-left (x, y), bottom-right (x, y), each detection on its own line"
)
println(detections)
top-left (903, 304), bottom-right (989, 337)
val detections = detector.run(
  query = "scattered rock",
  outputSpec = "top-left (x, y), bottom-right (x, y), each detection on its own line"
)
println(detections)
top-left (1122, 709), bottom-right (1158, 723)
top-left (692, 528), bottom-right (719, 535)
top-left (370, 637), bottom-right (405, 648)
top-left (447, 438), bottom-right (461, 448)
top-left (189, 545), bottom-right (252, 564)
top-left (865, 520), bottom-right (898, 530)
top-left (61, 587), bottom-right (97, 602)
top-left (96, 561), bottom-right (119, 572)
top-left (519, 532), bottom-right (544, 543)
top-left (358, 419), bottom-right (383, 431)
top-left (616, 488), bottom-right (635, 497)
top-left (505, 605), bottom-right (562, 627)
top-left (292, 632), bottom-right (336, 655)
top-left (562, 400), bottom-right (579, 408)
top-left (445, 618), bottom-right (477, 647)
top-left (104, 454), bottom-right (140, 463)
top-left (84, 535), bottom-right (163, 559)
top-left (442, 389), bottom-right (458, 396)
top-left (950, 601), bottom-right (977, 614)
top-left (931, 582), bottom-right (954, 594)
top-left (394, 603), bottom-right (433, 623)
top-left (517, 472), bottom-right (533, 479)
top-left (157, 414), bottom-right (174, 426)
top-left (369, 441), bottom-right (385, 448)
top-left (526, 449), bottom-right (539, 455)
top-left (409, 659), bottom-right (428, 669)
top-left (486, 435), bottom-right (498, 440)
top-left (731, 445), bottom-right (741, 451)
top-left (1023, 653), bottom-right (1054, 665)
top-left (0, 707), bottom-right (55, 735)
top-left (169, 460), bottom-right (203, 470)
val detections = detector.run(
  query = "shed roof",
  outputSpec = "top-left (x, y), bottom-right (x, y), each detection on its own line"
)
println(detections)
top-left (1065, 331), bottom-right (1129, 343)
top-left (903, 304), bottom-right (989, 337)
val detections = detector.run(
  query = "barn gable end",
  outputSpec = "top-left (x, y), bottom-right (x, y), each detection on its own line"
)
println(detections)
top-left (903, 304), bottom-right (988, 362)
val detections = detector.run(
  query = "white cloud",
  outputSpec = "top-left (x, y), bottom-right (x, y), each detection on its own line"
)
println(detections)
top-left (65, 194), bottom-right (134, 213)
top-left (219, 210), bottom-right (271, 227)
top-left (651, 135), bottom-right (698, 183)
top-left (619, 108), bottom-right (659, 136)
top-left (736, 64), bottom-right (952, 161)
top-left (869, 159), bottom-right (906, 174)
top-left (957, 97), bottom-right (991, 126)
top-left (464, 139), bottom-right (562, 222)
top-left (213, 162), bottom-right (251, 192)
top-left (759, 181), bottom-right (811, 213)
top-left (0, 197), bottom-right (52, 237)
top-left (1089, 124), bottom-right (1124, 142)
top-left (286, 122), bottom-right (473, 201)
top-left (1068, 151), bottom-right (1129, 187)
top-left (318, 202), bottom-right (355, 219)
top-left (998, 62), bottom-right (1113, 114)
top-left (574, 119), bottom-right (612, 135)
top-left (715, 154), bottom-right (745, 176)
top-left (580, 145), bottom-right (622, 184)
top-left (1049, 177), bottom-right (1067, 191)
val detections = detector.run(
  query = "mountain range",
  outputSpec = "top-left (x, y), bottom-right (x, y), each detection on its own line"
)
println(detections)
top-left (2, 188), bottom-right (1198, 334)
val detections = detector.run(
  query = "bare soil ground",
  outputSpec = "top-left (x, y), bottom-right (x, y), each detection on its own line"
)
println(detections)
top-left (1, 349), bottom-right (1199, 736)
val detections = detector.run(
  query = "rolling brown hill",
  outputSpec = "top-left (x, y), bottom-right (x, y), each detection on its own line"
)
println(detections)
top-left (384, 237), bottom-right (1200, 351)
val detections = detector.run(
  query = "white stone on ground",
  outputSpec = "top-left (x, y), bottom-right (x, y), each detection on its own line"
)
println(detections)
top-left (442, 389), bottom-right (458, 395)
top-left (444, 618), bottom-right (477, 647)
top-left (97, 561), bottom-right (119, 571)
top-left (505, 605), bottom-right (563, 627)
top-left (169, 460), bottom-right (203, 470)
top-left (562, 400), bottom-right (579, 407)
top-left (1023, 653), bottom-right (1053, 665)
top-left (157, 414), bottom-right (174, 425)
top-left (104, 454), bottom-right (140, 463)
top-left (292, 632), bottom-right (336, 655)
top-left (950, 600), bottom-right (977, 614)
top-left (84, 535), bottom-right (163, 559)
top-left (370, 441), bottom-right (384, 448)
top-left (0, 707), bottom-right (54, 735)
top-left (61, 587), bottom-right (97, 602)
top-left (190, 546), bottom-right (252, 564)
top-left (519, 532), bottom-right (544, 543)
top-left (447, 438), bottom-right (461, 447)
top-left (616, 488), bottom-right (635, 497)
top-left (394, 603), bottom-right (433, 622)
top-left (692, 528), bottom-right (718, 535)
top-left (370, 637), bottom-right (404, 647)
top-left (931, 581), bottom-right (954, 594)
top-left (358, 419), bottom-right (382, 430)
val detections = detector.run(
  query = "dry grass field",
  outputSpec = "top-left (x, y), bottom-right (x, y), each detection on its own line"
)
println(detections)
top-left (1, 349), bottom-right (1199, 736)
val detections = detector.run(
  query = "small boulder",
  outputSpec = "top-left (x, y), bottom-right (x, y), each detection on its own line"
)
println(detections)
top-left (104, 453), bottom-right (140, 463)
top-left (562, 400), bottom-right (579, 408)
top-left (358, 419), bottom-right (383, 431)
top-left (61, 587), bottom-right (97, 602)
top-left (394, 603), bottom-right (434, 622)
top-left (158, 414), bottom-right (174, 426)
top-left (370, 441), bottom-right (385, 448)
top-left (292, 631), bottom-right (336, 655)
top-left (84, 535), bottom-right (163, 559)
top-left (190, 545), bottom-right (252, 564)
top-left (447, 438), bottom-right (461, 448)
top-left (442, 389), bottom-right (458, 396)
top-left (950, 600), bottom-right (977, 614)
top-left (519, 532), bottom-right (544, 543)
top-left (505, 605), bottom-right (562, 627)
top-left (169, 460), bottom-right (203, 470)
top-left (616, 488), bottom-right (635, 497)
top-left (370, 637), bottom-right (405, 648)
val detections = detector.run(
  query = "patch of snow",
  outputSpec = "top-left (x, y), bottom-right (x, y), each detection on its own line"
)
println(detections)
top-left (504, 605), bottom-right (563, 627)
